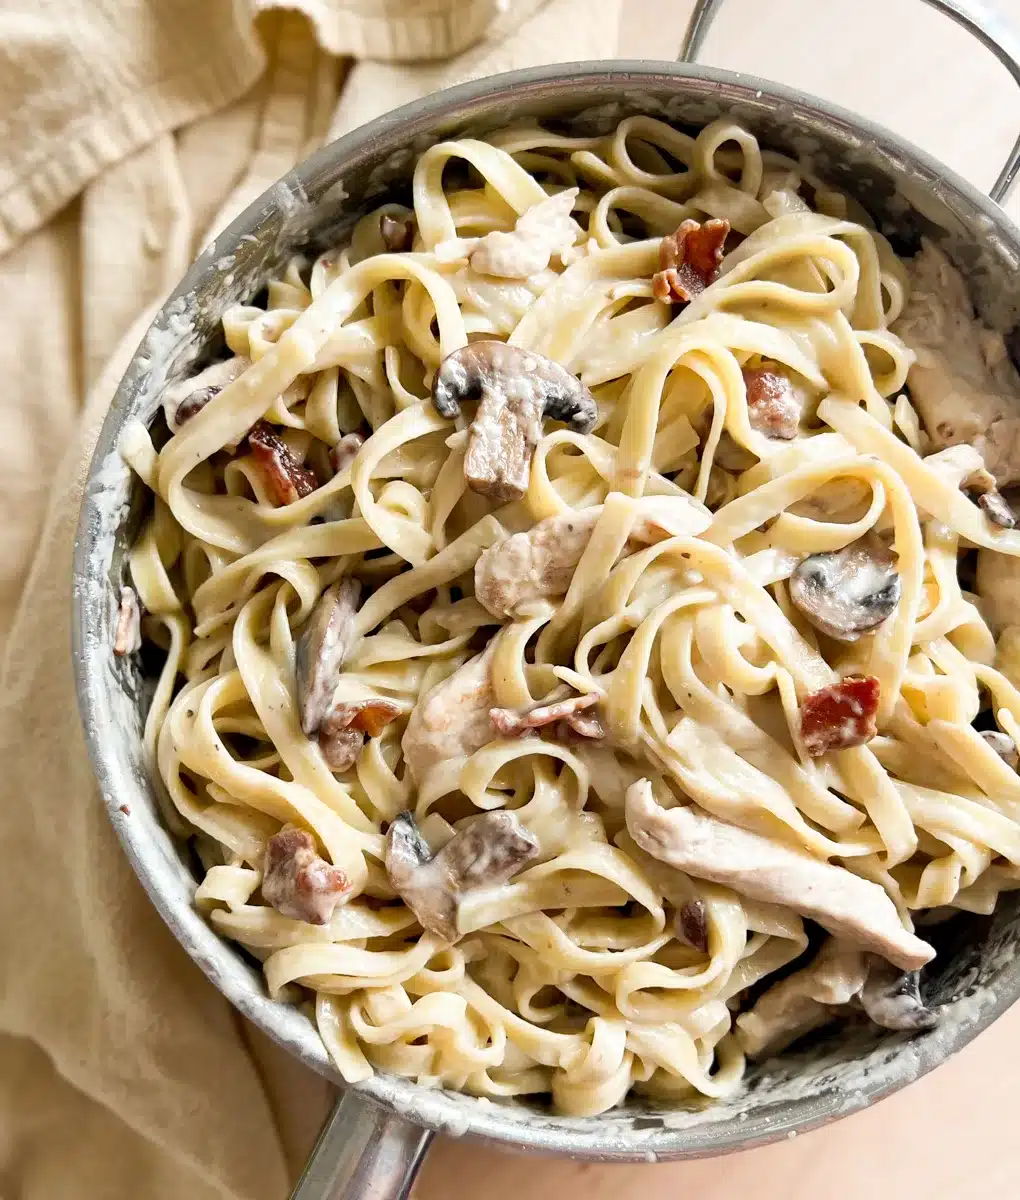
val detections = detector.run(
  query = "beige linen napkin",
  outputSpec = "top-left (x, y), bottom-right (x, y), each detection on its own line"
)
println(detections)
top-left (0, 2), bottom-right (621, 1197)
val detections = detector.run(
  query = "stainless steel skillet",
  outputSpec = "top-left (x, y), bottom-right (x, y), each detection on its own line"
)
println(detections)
top-left (72, 2), bottom-right (1020, 1197)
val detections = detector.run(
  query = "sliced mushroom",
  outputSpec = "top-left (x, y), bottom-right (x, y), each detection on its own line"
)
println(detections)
top-left (742, 365), bottom-right (804, 440)
top-left (624, 778), bottom-right (934, 970)
top-left (261, 827), bottom-right (351, 925)
top-left (923, 443), bottom-right (1015, 529)
top-left (401, 644), bottom-right (498, 782)
top-left (799, 675), bottom-right (880, 757)
top-left (431, 342), bottom-right (597, 503)
top-left (676, 898), bottom-right (709, 953)
top-left (380, 213), bottom-right (415, 253)
top-left (490, 692), bottom-right (599, 737)
top-left (736, 938), bottom-right (869, 1059)
top-left (652, 218), bottom-right (730, 304)
top-left (385, 809), bottom-right (539, 941)
top-left (858, 957), bottom-right (939, 1032)
top-left (892, 240), bottom-right (1020, 488)
top-left (789, 536), bottom-right (901, 642)
top-left (981, 729), bottom-right (1019, 768)
top-left (113, 586), bottom-right (142, 656)
top-left (249, 420), bottom-right (318, 506)
top-left (329, 432), bottom-right (364, 475)
top-left (163, 355), bottom-right (250, 430)
top-left (473, 495), bottom-right (711, 619)
top-left (295, 579), bottom-right (361, 736)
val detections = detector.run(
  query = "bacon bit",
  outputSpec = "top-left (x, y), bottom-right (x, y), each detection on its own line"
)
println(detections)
top-left (491, 692), bottom-right (600, 737)
top-left (330, 699), bottom-right (402, 738)
top-left (559, 710), bottom-right (606, 741)
top-left (979, 489), bottom-right (1016, 529)
top-left (113, 586), bottom-right (142, 656)
top-left (676, 898), bottom-right (708, 952)
top-left (742, 366), bottom-right (802, 439)
top-left (800, 675), bottom-right (881, 757)
top-left (248, 421), bottom-right (317, 506)
top-left (119, 804), bottom-right (131, 816)
top-left (262, 827), bottom-right (351, 924)
top-left (329, 432), bottom-right (364, 475)
top-left (380, 213), bottom-right (415, 253)
top-left (652, 218), bottom-right (730, 305)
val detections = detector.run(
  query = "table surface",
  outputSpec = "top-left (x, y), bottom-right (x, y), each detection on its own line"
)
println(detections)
top-left (414, 2), bottom-right (1020, 1196)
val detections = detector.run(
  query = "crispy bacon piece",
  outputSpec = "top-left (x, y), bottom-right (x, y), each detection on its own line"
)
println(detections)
top-left (329, 432), bottom-right (364, 475)
top-left (799, 675), bottom-right (881, 757)
top-left (380, 213), bottom-right (415, 253)
top-left (113, 585), bottom-right (142, 656)
top-left (261, 827), bottom-right (351, 924)
top-left (248, 420), bottom-right (317, 506)
top-left (742, 366), bottom-right (802, 439)
top-left (491, 692), bottom-right (599, 737)
top-left (318, 699), bottom-right (401, 771)
top-left (652, 218), bottom-right (730, 304)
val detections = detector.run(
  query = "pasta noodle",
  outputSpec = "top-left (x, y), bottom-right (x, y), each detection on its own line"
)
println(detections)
top-left (121, 115), bottom-right (1020, 1114)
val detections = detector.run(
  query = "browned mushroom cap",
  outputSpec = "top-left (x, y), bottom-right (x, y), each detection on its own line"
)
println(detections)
top-left (859, 958), bottom-right (939, 1032)
top-left (385, 809), bottom-right (539, 942)
top-left (675, 898), bottom-right (708, 953)
top-left (295, 579), bottom-right (361, 736)
top-left (164, 355), bottom-right (250, 429)
top-left (380, 213), bottom-right (415, 253)
top-left (789, 536), bottom-right (901, 642)
top-left (982, 729), bottom-right (1019, 768)
top-left (432, 342), bottom-right (597, 502)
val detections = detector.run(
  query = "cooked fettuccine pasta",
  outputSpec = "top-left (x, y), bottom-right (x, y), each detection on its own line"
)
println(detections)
top-left (120, 114), bottom-right (1020, 1115)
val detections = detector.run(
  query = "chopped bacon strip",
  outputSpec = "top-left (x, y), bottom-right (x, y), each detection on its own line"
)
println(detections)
top-left (800, 675), bottom-right (880, 757)
top-left (113, 586), bottom-right (142, 656)
top-left (491, 692), bottom-right (599, 737)
top-left (380, 213), bottom-right (415, 253)
top-left (559, 709), bottom-right (605, 741)
top-left (261, 827), bottom-right (351, 924)
top-left (742, 366), bottom-right (802, 439)
top-left (318, 699), bottom-right (401, 771)
top-left (248, 420), bottom-right (317, 506)
top-left (652, 218), bottom-right (730, 305)
top-left (329, 432), bottom-right (364, 475)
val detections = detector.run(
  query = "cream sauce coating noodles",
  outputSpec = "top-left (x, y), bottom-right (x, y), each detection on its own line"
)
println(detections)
top-left (122, 115), bottom-right (1020, 1115)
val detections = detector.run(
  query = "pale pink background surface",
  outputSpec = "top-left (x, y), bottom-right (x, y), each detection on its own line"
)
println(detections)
top-left (415, 1), bottom-right (1020, 1195)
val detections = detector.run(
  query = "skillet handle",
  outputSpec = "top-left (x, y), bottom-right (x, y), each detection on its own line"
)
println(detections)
top-left (679, 0), bottom-right (1020, 204)
top-left (290, 1090), bottom-right (434, 1200)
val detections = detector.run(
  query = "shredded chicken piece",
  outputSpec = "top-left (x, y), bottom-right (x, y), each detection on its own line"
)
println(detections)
top-left (436, 188), bottom-right (580, 279)
top-left (652, 218), bottom-right (730, 304)
top-left (249, 421), bottom-right (317, 505)
top-left (742, 365), bottom-right (803, 439)
top-left (473, 495), bottom-right (711, 619)
top-left (799, 676), bottom-right (880, 757)
top-left (401, 644), bottom-right (498, 782)
top-left (490, 692), bottom-right (599, 737)
top-left (386, 809), bottom-right (539, 941)
top-left (261, 827), bottom-right (351, 924)
top-left (736, 939), bottom-right (868, 1058)
top-left (113, 586), bottom-right (142, 656)
top-left (163, 356), bottom-right (250, 430)
top-left (893, 240), bottom-right (1020, 487)
top-left (625, 779), bottom-right (933, 970)
top-left (329, 432), bottom-right (364, 474)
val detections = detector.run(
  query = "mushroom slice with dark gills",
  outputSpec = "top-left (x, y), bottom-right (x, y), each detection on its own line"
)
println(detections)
top-left (789, 535), bottom-right (901, 642)
top-left (858, 956), bottom-right (939, 1032)
top-left (295, 579), bottom-right (361, 736)
top-left (982, 730), bottom-right (1019, 768)
top-left (163, 355), bottom-right (251, 430)
top-left (385, 810), bottom-right (539, 942)
top-left (431, 341), bottom-right (597, 503)
top-left (625, 778), bottom-right (934, 970)
top-left (262, 827), bottom-right (352, 925)
top-left (924, 443), bottom-right (1015, 529)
